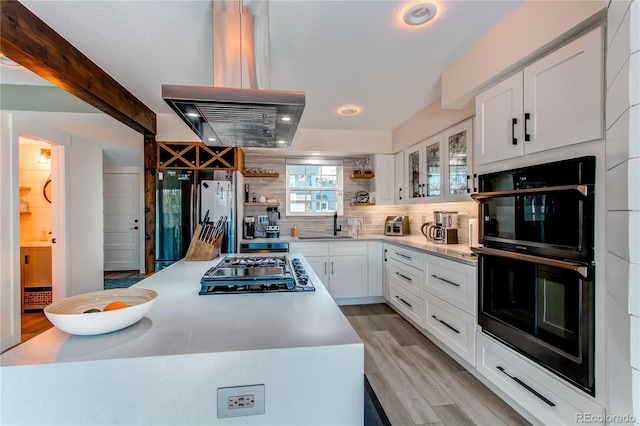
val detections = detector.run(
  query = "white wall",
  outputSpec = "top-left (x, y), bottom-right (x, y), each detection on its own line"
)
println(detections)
top-left (605, 0), bottom-right (640, 421)
top-left (441, 0), bottom-right (608, 109)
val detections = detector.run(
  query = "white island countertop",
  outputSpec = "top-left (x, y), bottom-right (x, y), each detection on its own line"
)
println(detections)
top-left (1, 255), bottom-right (364, 425)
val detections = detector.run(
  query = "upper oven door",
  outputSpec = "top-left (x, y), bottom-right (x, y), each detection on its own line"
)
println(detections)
top-left (473, 184), bottom-right (594, 261)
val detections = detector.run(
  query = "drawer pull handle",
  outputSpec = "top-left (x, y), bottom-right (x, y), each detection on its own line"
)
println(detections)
top-left (496, 366), bottom-right (556, 407)
top-left (395, 295), bottom-right (412, 308)
top-left (431, 315), bottom-right (460, 334)
top-left (395, 252), bottom-right (412, 261)
top-left (431, 274), bottom-right (460, 287)
top-left (395, 272), bottom-right (412, 282)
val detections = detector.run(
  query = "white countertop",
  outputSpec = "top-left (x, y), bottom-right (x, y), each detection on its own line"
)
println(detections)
top-left (243, 234), bottom-right (478, 265)
top-left (1, 254), bottom-right (361, 367)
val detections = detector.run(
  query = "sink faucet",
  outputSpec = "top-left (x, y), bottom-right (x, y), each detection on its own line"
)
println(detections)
top-left (333, 211), bottom-right (342, 236)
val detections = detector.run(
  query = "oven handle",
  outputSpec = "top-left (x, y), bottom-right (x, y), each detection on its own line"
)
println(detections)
top-left (471, 184), bottom-right (590, 201)
top-left (471, 247), bottom-right (591, 280)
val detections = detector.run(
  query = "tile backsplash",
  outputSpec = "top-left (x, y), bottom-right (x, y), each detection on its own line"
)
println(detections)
top-left (242, 153), bottom-right (478, 244)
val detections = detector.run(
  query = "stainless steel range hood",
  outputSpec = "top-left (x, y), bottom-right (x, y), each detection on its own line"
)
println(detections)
top-left (162, 0), bottom-right (304, 148)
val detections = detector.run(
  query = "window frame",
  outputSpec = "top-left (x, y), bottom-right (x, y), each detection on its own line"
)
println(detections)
top-left (285, 158), bottom-right (344, 217)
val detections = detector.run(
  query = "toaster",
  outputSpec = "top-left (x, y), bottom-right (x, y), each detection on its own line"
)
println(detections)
top-left (384, 216), bottom-right (410, 236)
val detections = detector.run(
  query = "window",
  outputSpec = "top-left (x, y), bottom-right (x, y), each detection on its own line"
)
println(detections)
top-left (286, 159), bottom-right (343, 216)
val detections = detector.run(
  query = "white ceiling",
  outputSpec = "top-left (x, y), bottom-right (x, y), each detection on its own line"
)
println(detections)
top-left (5, 0), bottom-right (523, 142)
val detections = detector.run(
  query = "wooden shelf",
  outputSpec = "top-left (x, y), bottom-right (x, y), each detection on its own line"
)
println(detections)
top-left (20, 186), bottom-right (31, 191)
top-left (350, 173), bottom-right (375, 179)
top-left (350, 202), bottom-right (375, 206)
top-left (20, 211), bottom-right (32, 215)
top-left (244, 202), bottom-right (280, 207)
top-left (244, 172), bottom-right (279, 178)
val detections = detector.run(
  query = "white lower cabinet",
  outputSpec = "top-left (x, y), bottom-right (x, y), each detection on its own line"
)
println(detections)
top-left (425, 254), bottom-right (476, 316)
top-left (290, 241), bottom-right (374, 300)
top-left (477, 332), bottom-right (605, 425)
top-left (388, 280), bottom-right (423, 326)
top-left (423, 292), bottom-right (476, 366)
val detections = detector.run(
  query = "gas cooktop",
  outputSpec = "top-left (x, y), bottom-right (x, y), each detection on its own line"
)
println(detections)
top-left (199, 255), bottom-right (315, 294)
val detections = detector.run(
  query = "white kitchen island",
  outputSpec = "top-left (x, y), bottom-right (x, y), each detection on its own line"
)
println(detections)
top-left (0, 255), bottom-right (364, 425)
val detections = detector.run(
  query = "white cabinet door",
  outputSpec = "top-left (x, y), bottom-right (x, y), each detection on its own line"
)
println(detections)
top-left (423, 133), bottom-right (444, 202)
top-left (405, 143), bottom-right (424, 203)
top-left (330, 255), bottom-right (368, 298)
top-left (306, 256), bottom-right (329, 291)
top-left (367, 242), bottom-right (383, 297)
top-left (475, 72), bottom-right (524, 166)
top-left (443, 118), bottom-right (474, 200)
top-left (523, 27), bottom-right (603, 154)
top-left (371, 154), bottom-right (394, 206)
top-left (394, 151), bottom-right (404, 204)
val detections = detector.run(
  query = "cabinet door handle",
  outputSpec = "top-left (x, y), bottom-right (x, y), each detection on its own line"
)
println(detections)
top-left (399, 187), bottom-right (402, 200)
top-left (395, 295), bottom-right (412, 308)
top-left (524, 113), bottom-right (531, 141)
top-left (431, 315), bottom-right (460, 334)
top-left (324, 262), bottom-right (327, 275)
top-left (331, 261), bottom-right (334, 275)
top-left (24, 255), bottom-right (29, 265)
top-left (395, 252), bottom-right (412, 261)
top-left (496, 366), bottom-right (555, 407)
top-left (512, 118), bottom-right (518, 145)
top-left (473, 174), bottom-right (478, 193)
top-left (384, 249), bottom-right (387, 262)
top-left (431, 274), bottom-right (460, 287)
top-left (395, 272), bottom-right (412, 282)
top-left (466, 175), bottom-right (471, 193)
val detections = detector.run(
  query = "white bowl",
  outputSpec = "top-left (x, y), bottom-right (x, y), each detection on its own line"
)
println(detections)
top-left (44, 288), bottom-right (157, 335)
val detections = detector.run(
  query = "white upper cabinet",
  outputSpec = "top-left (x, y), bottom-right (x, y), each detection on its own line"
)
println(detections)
top-left (443, 118), bottom-right (474, 199)
top-left (371, 154), bottom-right (395, 206)
top-left (405, 133), bottom-right (444, 203)
top-left (475, 26), bottom-right (603, 166)
top-left (394, 151), bottom-right (404, 204)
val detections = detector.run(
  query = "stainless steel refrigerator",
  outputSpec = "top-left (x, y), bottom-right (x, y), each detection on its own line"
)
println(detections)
top-left (155, 169), bottom-right (242, 270)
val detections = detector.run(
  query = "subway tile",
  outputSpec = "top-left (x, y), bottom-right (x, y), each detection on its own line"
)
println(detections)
top-left (608, 0), bottom-right (633, 89)
top-left (607, 252), bottom-right (631, 312)
top-left (606, 105), bottom-right (640, 169)
top-left (606, 211), bottom-right (640, 262)
top-left (607, 55), bottom-right (632, 130)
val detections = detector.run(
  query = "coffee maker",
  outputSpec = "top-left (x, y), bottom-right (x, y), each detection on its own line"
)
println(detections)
top-left (244, 216), bottom-right (255, 239)
top-left (266, 207), bottom-right (280, 238)
top-left (421, 211), bottom-right (459, 244)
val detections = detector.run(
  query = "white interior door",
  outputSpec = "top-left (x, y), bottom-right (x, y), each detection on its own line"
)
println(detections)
top-left (104, 173), bottom-right (140, 271)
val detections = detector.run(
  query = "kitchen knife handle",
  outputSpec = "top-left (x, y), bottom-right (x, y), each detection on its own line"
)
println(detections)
top-left (512, 118), bottom-right (518, 145)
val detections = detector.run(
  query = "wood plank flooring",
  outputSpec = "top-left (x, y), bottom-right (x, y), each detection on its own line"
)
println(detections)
top-left (341, 303), bottom-right (530, 426)
top-left (21, 311), bottom-right (52, 342)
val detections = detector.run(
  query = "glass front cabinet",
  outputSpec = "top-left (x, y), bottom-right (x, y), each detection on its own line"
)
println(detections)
top-left (403, 117), bottom-right (473, 204)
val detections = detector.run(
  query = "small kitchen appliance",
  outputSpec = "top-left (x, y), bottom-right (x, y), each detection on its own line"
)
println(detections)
top-left (384, 216), bottom-right (409, 236)
top-left (266, 207), bottom-right (280, 238)
top-left (244, 216), bottom-right (255, 239)
top-left (421, 210), bottom-right (459, 244)
top-left (433, 211), bottom-right (458, 229)
top-left (199, 255), bottom-right (314, 294)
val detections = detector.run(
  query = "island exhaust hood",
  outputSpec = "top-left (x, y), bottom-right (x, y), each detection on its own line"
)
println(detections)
top-left (162, 1), bottom-right (305, 148)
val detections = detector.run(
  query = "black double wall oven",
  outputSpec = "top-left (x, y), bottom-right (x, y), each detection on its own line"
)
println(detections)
top-left (472, 156), bottom-right (596, 396)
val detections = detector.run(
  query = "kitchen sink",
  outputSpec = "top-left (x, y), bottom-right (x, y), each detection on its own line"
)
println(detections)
top-left (297, 235), bottom-right (354, 240)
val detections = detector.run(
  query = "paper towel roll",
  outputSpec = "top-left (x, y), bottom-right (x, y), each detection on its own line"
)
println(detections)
top-left (469, 218), bottom-right (479, 248)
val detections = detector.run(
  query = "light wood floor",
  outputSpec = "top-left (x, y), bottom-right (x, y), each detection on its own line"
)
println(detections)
top-left (341, 303), bottom-right (530, 426)
top-left (21, 311), bottom-right (53, 342)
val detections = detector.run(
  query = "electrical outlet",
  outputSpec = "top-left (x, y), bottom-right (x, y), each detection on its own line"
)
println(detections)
top-left (363, 216), bottom-right (372, 224)
top-left (218, 384), bottom-right (265, 418)
top-left (258, 215), bottom-right (269, 224)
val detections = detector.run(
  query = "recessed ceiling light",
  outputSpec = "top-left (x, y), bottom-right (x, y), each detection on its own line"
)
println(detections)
top-left (338, 106), bottom-right (361, 115)
top-left (281, 116), bottom-right (291, 122)
top-left (403, 1), bottom-right (439, 26)
top-left (208, 137), bottom-right (216, 142)
top-left (186, 112), bottom-right (199, 118)
top-left (277, 140), bottom-right (286, 144)
top-left (311, 152), bottom-right (320, 156)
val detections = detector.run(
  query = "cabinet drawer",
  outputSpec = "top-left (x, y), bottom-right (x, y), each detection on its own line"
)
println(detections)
top-left (388, 281), bottom-right (423, 326)
top-left (477, 332), bottom-right (605, 425)
top-left (423, 293), bottom-right (476, 366)
top-left (289, 243), bottom-right (329, 257)
top-left (329, 241), bottom-right (368, 256)
top-left (386, 245), bottom-right (424, 270)
top-left (388, 259), bottom-right (423, 296)
top-left (425, 255), bottom-right (476, 316)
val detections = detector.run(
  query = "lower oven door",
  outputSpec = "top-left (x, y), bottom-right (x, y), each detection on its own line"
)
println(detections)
top-left (475, 247), bottom-right (595, 396)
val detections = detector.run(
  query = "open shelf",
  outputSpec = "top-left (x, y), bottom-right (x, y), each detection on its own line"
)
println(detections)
top-left (20, 187), bottom-right (31, 191)
top-left (244, 172), bottom-right (280, 178)
top-left (350, 173), bottom-right (375, 179)
top-left (244, 202), bottom-right (280, 207)
top-left (20, 211), bottom-right (32, 216)
top-left (350, 202), bottom-right (376, 206)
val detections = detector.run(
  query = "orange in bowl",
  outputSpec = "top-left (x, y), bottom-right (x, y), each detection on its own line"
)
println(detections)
top-left (104, 301), bottom-right (128, 311)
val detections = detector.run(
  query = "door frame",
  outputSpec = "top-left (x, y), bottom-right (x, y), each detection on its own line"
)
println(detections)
top-left (1, 113), bottom-right (70, 351)
top-left (104, 167), bottom-right (145, 274)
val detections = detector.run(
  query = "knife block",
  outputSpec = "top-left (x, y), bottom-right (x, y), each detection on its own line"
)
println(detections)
top-left (185, 225), bottom-right (223, 261)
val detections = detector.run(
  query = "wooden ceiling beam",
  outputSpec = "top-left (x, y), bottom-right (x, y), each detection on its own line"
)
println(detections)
top-left (0, 1), bottom-right (156, 135)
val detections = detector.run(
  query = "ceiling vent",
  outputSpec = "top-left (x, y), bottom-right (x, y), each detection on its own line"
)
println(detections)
top-left (162, 0), bottom-right (305, 148)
